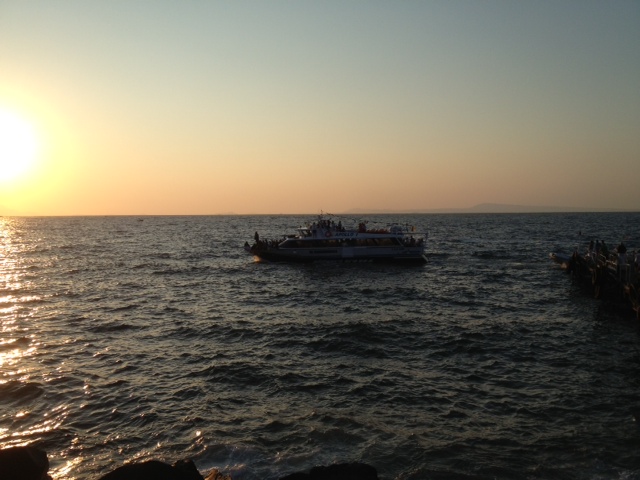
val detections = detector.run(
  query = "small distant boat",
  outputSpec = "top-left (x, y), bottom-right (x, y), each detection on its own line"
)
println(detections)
top-left (550, 252), bottom-right (572, 266)
top-left (248, 214), bottom-right (428, 263)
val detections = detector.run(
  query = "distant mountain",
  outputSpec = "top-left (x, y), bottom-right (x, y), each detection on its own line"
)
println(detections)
top-left (468, 203), bottom-right (580, 213)
top-left (343, 204), bottom-right (630, 214)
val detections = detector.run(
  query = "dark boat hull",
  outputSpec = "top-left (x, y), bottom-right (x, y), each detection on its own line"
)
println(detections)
top-left (250, 246), bottom-right (427, 264)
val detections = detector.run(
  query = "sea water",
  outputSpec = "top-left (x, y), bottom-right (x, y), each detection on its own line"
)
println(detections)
top-left (1, 213), bottom-right (639, 480)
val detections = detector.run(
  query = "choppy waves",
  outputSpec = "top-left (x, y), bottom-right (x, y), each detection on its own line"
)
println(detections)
top-left (1, 214), bottom-right (640, 479)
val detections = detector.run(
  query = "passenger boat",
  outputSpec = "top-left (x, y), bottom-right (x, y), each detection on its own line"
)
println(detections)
top-left (248, 215), bottom-right (428, 263)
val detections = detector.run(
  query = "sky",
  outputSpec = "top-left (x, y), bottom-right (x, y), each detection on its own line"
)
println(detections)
top-left (1, 1), bottom-right (639, 215)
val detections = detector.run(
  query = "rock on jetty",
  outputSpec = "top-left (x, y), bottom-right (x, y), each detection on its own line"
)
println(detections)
top-left (279, 462), bottom-right (379, 480)
top-left (98, 459), bottom-right (205, 480)
top-left (0, 446), bottom-right (379, 480)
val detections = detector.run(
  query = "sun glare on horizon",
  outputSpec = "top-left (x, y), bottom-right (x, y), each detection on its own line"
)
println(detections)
top-left (0, 108), bottom-right (39, 183)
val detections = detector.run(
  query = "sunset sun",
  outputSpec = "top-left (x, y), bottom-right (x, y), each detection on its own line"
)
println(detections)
top-left (0, 109), bottom-right (39, 183)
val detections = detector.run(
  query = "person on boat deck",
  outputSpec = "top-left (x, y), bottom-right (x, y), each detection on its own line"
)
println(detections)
top-left (254, 231), bottom-right (260, 243)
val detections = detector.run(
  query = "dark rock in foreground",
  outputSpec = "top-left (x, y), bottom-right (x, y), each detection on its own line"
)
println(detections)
top-left (280, 462), bottom-right (379, 480)
top-left (0, 446), bottom-right (377, 480)
top-left (0, 446), bottom-right (51, 480)
top-left (98, 459), bottom-right (204, 480)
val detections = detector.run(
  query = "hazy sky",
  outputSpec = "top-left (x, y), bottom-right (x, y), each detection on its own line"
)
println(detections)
top-left (1, 1), bottom-right (639, 215)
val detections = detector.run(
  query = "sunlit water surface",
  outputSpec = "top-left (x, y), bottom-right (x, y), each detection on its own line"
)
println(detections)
top-left (1, 213), bottom-right (639, 479)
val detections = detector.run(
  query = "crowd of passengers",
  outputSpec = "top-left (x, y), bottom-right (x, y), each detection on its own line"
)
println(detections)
top-left (581, 240), bottom-right (640, 282)
top-left (310, 219), bottom-right (402, 234)
top-left (310, 219), bottom-right (346, 232)
top-left (249, 232), bottom-right (281, 249)
top-left (405, 236), bottom-right (424, 246)
top-left (585, 240), bottom-right (638, 266)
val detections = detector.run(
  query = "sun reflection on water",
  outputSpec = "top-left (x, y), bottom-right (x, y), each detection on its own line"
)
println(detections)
top-left (1, 217), bottom-right (43, 452)
top-left (50, 455), bottom-right (83, 480)
top-left (1, 220), bottom-right (24, 323)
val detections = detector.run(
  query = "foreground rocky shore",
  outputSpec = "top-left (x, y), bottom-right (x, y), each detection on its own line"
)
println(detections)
top-left (0, 446), bottom-right (379, 480)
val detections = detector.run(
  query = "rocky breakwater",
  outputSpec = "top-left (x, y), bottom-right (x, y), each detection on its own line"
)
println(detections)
top-left (0, 446), bottom-right (379, 480)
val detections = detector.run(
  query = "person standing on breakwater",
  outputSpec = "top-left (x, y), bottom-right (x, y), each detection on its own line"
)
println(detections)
top-left (617, 242), bottom-right (628, 280)
top-left (617, 242), bottom-right (627, 255)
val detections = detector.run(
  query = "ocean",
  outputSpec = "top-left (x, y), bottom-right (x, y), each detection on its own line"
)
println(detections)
top-left (1, 213), bottom-right (639, 480)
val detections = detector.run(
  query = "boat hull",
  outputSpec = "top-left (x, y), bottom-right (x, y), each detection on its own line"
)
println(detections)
top-left (250, 245), bottom-right (427, 264)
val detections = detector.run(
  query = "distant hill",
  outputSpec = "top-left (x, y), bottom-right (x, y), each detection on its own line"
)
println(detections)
top-left (468, 203), bottom-right (586, 213)
top-left (344, 204), bottom-right (631, 214)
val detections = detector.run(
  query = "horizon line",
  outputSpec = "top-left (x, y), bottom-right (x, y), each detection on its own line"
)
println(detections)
top-left (2, 206), bottom-right (638, 217)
